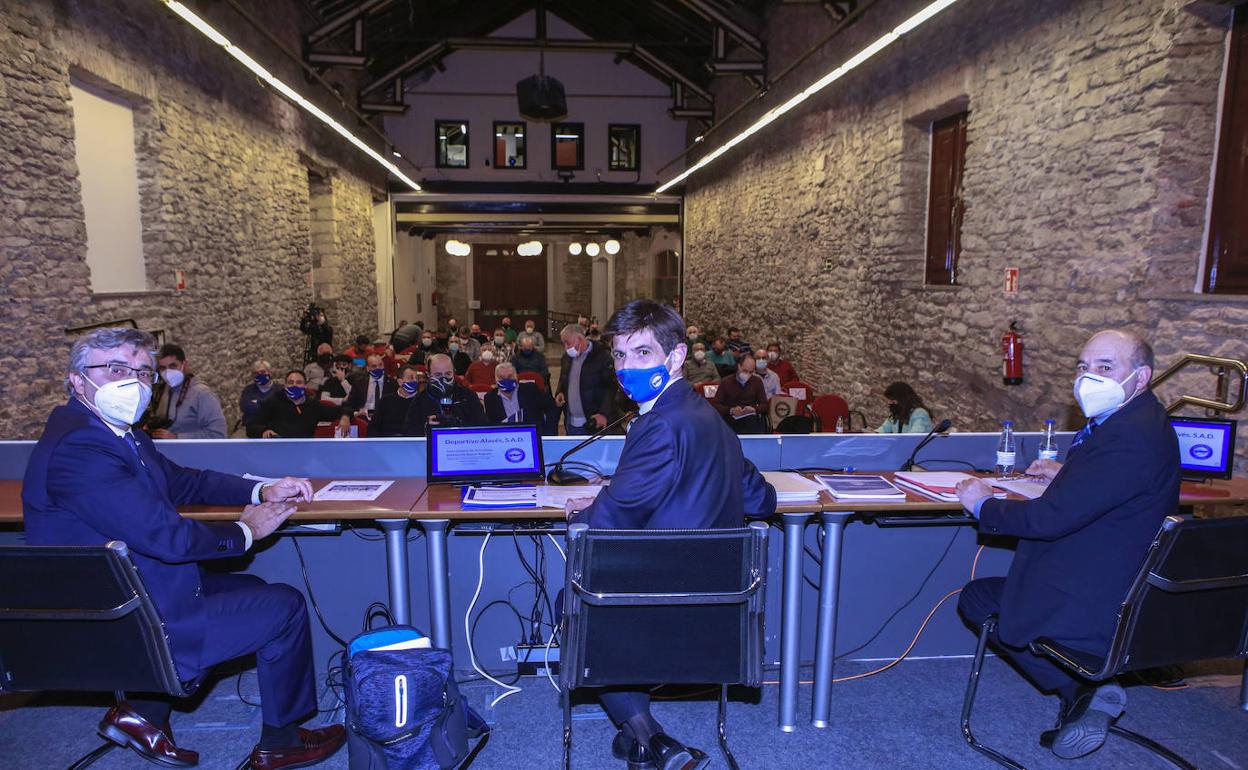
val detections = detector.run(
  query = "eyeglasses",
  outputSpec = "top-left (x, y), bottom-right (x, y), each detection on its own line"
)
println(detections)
top-left (82, 363), bottom-right (159, 385)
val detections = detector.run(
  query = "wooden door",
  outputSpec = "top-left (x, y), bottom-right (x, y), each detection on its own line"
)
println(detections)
top-left (472, 244), bottom-right (548, 331)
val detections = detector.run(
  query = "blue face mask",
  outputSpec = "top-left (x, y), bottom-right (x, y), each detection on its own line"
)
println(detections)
top-left (285, 385), bottom-right (305, 401)
top-left (369, 368), bottom-right (384, 380)
top-left (254, 373), bottom-right (271, 387)
top-left (616, 360), bottom-right (671, 403)
top-left (400, 380), bottom-right (420, 395)
top-left (498, 379), bottom-right (518, 393)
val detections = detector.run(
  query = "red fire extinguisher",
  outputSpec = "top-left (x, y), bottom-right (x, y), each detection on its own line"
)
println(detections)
top-left (1002, 321), bottom-right (1024, 386)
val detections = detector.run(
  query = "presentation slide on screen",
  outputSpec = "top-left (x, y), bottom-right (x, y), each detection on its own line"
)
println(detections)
top-left (1172, 422), bottom-right (1230, 471)
top-left (433, 428), bottom-right (540, 475)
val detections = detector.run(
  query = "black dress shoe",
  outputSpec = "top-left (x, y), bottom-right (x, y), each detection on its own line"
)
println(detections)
top-left (647, 733), bottom-right (710, 770)
top-left (248, 725), bottom-right (346, 770)
top-left (98, 702), bottom-right (199, 768)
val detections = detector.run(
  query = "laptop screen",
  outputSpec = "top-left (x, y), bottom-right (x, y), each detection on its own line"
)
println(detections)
top-left (426, 424), bottom-right (545, 484)
top-left (1168, 416), bottom-right (1236, 480)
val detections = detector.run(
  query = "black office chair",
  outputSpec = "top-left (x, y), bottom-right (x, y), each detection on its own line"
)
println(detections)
top-left (961, 515), bottom-right (1248, 769)
top-left (0, 541), bottom-right (195, 769)
top-left (560, 522), bottom-right (770, 770)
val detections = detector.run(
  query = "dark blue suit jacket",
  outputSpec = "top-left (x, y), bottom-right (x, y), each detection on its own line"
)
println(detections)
top-left (575, 378), bottom-right (776, 529)
top-left (23, 398), bottom-right (256, 680)
top-left (977, 391), bottom-right (1180, 652)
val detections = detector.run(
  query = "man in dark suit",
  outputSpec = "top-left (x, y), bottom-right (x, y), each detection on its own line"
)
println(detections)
top-left (247, 370), bottom-right (350, 439)
top-left (401, 353), bottom-right (487, 436)
top-left (370, 364), bottom-right (423, 437)
top-left (555, 323), bottom-right (618, 435)
top-left (483, 361), bottom-right (559, 434)
top-left (955, 329), bottom-right (1179, 760)
top-left (22, 328), bottom-right (345, 769)
top-left (344, 353), bottom-right (398, 419)
top-left (566, 300), bottom-right (777, 770)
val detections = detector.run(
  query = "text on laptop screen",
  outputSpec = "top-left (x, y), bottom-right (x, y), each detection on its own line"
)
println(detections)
top-left (428, 425), bottom-right (543, 482)
top-left (1169, 417), bottom-right (1235, 478)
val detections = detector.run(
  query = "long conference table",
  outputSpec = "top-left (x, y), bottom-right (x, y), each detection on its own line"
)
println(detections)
top-left (3, 474), bottom-right (1248, 733)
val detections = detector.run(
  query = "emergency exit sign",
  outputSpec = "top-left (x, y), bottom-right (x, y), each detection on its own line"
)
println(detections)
top-left (1004, 267), bottom-right (1020, 295)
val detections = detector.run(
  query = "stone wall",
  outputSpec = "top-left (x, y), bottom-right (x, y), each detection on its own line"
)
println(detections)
top-left (684, 0), bottom-right (1248, 466)
top-left (0, 0), bottom-right (383, 438)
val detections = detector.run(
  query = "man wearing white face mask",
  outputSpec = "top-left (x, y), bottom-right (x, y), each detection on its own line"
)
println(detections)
top-left (23, 327), bottom-right (346, 769)
top-left (953, 329), bottom-right (1180, 761)
top-left (682, 342), bottom-right (718, 384)
top-left (148, 343), bottom-right (227, 439)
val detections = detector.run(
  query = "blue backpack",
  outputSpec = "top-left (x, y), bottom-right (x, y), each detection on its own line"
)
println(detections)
top-left (344, 626), bottom-right (488, 769)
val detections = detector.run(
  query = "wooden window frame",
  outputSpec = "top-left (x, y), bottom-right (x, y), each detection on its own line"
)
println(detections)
top-left (435, 119), bottom-right (470, 169)
top-left (1203, 7), bottom-right (1248, 294)
top-left (607, 124), bottom-right (641, 172)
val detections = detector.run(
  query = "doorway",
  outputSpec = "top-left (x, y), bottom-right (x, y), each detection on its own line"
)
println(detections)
top-left (472, 244), bottom-right (548, 331)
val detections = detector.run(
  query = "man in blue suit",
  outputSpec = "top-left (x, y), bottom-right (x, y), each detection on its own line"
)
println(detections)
top-left (955, 329), bottom-right (1180, 760)
top-left (566, 300), bottom-right (776, 770)
top-left (23, 328), bottom-right (345, 770)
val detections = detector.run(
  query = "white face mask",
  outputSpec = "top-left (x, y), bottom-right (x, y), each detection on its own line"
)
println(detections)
top-left (481, 351), bottom-right (495, 362)
top-left (162, 368), bottom-right (185, 388)
top-left (693, 350), bottom-right (706, 362)
top-left (565, 345), bottom-right (580, 359)
top-left (83, 376), bottom-right (152, 428)
top-left (1073, 369), bottom-right (1139, 419)
top-left (737, 372), bottom-right (752, 384)
top-left (767, 351), bottom-right (778, 361)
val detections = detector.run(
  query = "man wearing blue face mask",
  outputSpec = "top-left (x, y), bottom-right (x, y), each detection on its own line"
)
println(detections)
top-left (240, 358), bottom-right (275, 431)
top-left (953, 329), bottom-right (1179, 761)
top-left (344, 353), bottom-right (397, 421)
top-left (565, 300), bottom-right (776, 770)
top-left (370, 364), bottom-right (424, 437)
top-left (401, 354), bottom-right (487, 436)
top-left (484, 362), bottom-right (559, 433)
top-left (248, 370), bottom-right (351, 439)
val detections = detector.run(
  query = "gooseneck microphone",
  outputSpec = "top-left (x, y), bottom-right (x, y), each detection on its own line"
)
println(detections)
top-left (547, 411), bottom-right (637, 485)
top-left (899, 418), bottom-right (953, 472)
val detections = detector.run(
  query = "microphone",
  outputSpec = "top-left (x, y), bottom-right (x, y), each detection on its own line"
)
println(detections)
top-left (899, 419), bottom-right (953, 472)
top-left (547, 411), bottom-right (637, 485)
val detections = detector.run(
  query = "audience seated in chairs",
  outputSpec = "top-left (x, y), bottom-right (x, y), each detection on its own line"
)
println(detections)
top-left (707, 337), bottom-right (736, 378)
top-left (555, 323), bottom-right (619, 436)
top-left (342, 334), bottom-right (374, 365)
top-left (683, 342), bottom-right (719, 385)
top-left (499, 316), bottom-right (519, 344)
top-left (766, 342), bottom-right (799, 384)
top-left (484, 362), bottom-right (559, 433)
top-left (686, 324), bottom-right (706, 347)
top-left (344, 354), bottom-right (397, 421)
top-left (148, 344), bottom-right (228, 439)
top-left (469, 323), bottom-right (488, 345)
top-left (876, 381), bottom-right (934, 434)
top-left (401, 354), bottom-right (487, 436)
top-left (511, 335), bottom-right (550, 384)
top-left (752, 349), bottom-right (782, 399)
top-left (464, 349), bottom-right (499, 389)
top-left (455, 326), bottom-right (481, 361)
top-left (239, 358), bottom-right (276, 432)
top-left (518, 319), bottom-right (546, 352)
top-left (248, 370), bottom-right (349, 438)
top-left (447, 338), bottom-right (472, 375)
top-left (726, 327), bottom-right (752, 362)
top-left (318, 355), bottom-right (353, 402)
top-left (712, 357), bottom-right (769, 435)
top-left (369, 364), bottom-right (422, 437)
top-left (485, 329), bottom-right (513, 361)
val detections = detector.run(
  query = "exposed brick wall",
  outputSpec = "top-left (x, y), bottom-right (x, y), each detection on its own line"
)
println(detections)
top-left (0, 0), bottom-right (382, 438)
top-left (684, 0), bottom-right (1248, 466)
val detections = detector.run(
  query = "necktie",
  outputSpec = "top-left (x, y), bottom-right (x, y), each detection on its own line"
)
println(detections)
top-left (1070, 420), bottom-right (1097, 450)
top-left (123, 432), bottom-right (147, 467)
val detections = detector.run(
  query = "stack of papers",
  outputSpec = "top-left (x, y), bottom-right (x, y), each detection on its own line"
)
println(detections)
top-left (816, 474), bottom-right (907, 500)
top-left (990, 477), bottom-right (1050, 500)
top-left (762, 472), bottom-right (825, 504)
top-left (893, 472), bottom-right (1006, 502)
top-left (461, 485), bottom-right (538, 508)
top-left (536, 484), bottom-right (607, 509)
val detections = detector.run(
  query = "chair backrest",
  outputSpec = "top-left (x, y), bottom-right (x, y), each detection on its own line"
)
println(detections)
top-left (517, 371), bottom-right (547, 391)
top-left (810, 394), bottom-right (850, 432)
top-left (784, 381), bottom-right (815, 412)
top-left (561, 523), bottom-right (769, 691)
top-left (1097, 515), bottom-right (1248, 676)
top-left (767, 395), bottom-right (799, 428)
top-left (0, 541), bottom-right (191, 697)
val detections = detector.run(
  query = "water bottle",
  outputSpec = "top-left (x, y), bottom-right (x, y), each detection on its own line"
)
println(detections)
top-left (996, 421), bottom-right (1016, 475)
top-left (835, 416), bottom-right (845, 433)
top-left (1038, 419), bottom-right (1058, 461)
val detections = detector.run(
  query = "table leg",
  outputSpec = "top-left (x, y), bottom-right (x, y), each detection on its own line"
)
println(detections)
top-left (1241, 660), bottom-right (1248, 712)
top-left (811, 512), bottom-right (851, 728)
top-left (418, 519), bottom-right (453, 650)
top-left (779, 512), bottom-right (812, 733)
top-left (378, 519), bottom-right (411, 625)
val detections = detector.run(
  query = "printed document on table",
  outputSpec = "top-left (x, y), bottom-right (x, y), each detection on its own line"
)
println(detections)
top-left (537, 484), bottom-right (607, 509)
top-left (312, 480), bottom-right (395, 502)
top-left (990, 477), bottom-right (1050, 500)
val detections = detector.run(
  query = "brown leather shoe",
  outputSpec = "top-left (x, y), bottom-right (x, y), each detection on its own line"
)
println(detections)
top-left (248, 725), bottom-right (346, 770)
top-left (98, 702), bottom-right (199, 767)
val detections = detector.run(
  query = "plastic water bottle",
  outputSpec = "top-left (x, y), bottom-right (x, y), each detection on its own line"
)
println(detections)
top-left (835, 416), bottom-right (845, 433)
top-left (1038, 419), bottom-right (1058, 461)
top-left (996, 421), bottom-right (1016, 475)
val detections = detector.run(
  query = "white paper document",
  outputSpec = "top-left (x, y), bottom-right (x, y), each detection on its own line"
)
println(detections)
top-left (312, 480), bottom-right (394, 502)
top-left (536, 484), bottom-right (607, 509)
top-left (990, 477), bottom-right (1050, 500)
top-left (762, 472), bottom-right (824, 504)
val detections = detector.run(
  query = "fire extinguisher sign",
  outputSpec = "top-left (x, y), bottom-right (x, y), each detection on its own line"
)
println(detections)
top-left (1004, 267), bottom-right (1020, 295)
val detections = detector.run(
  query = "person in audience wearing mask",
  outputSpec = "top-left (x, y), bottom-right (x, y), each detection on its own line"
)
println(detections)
top-left (875, 381), bottom-right (933, 434)
top-left (555, 323), bottom-right (618, 435)
top-left (685, 324), bottom-right (706, 347)
top-left (518, 319), bottom-right (546, 352)
top-left (752, 349), bottom-right (783, 399)
top-left (954, 329), bottom-right (1178, 761)
top-left (24, 328), bottom-right (345, 769)
top-left (388, 320), bottom-right (424, 354)
top-left (303, 343), bottom-right (335, 391)
top-left (444, 317), bottom-right (460, 340)
top-left (402, 354), bottom-right (486, 435)
top-left (682, 342), bottom-right (719, 385)
top-left (484, 362), bottom-right (559, 433)
top-left (725, 327), bottom-right (752, 361)
top-left (343, 334), bottom-right (373, 366)
top-left (148, 344), bottom-right (227, 439)
top-left (500, 316), bottom-right (518, 344)
top-left (249, 371), bottom-right (350, 439)
top-left (318, 355), bottom-right (352, 402)
top-left (465, 348), bottom-right (498, 388)
top-left (707, 337), bottom-right (737, 377)
top-left (344, 354), bottom-right (397, 421)
top-left (469, 323), bottom-right (489, 345)
top-left (487, 328), bottom-right (513, 360)
top-left (456, 326), bottom-right (481, 361)
top-left (239, 359), bottom-right (275, 431)
top-left (563, 301), bottom-right (776, 770)
top-left (712, 356), bottom-right (768, 434)
top-left (765, 342), bottom-right (799, 384)
top-left (447, 337), bottom-right (472, 375)
top-left (406, 331), bottom-right (439, 366)
top-left (511, 334), bottom-right (550, 386)
top-left (369, 365), bottom-right (422, 437)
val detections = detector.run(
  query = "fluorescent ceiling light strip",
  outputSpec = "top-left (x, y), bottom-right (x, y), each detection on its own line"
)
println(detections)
top-left (161, 1), bottom-right (420, 191)
top-left (656, 0), bottom-right (959, 194)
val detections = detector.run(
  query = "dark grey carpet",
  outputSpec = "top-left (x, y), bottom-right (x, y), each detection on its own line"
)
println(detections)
top-left (2, 657), bottom-right (1246, 769)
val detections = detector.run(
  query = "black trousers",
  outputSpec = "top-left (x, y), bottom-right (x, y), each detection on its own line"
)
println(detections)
top-left (958, 577), bottom-right (1085, 703)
